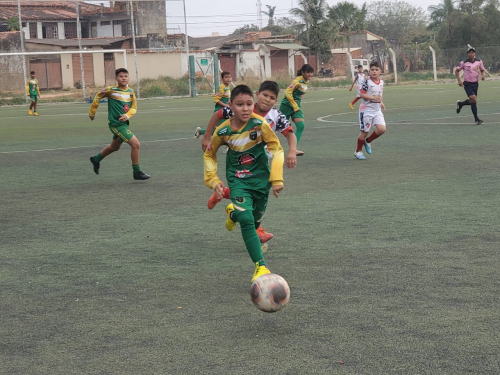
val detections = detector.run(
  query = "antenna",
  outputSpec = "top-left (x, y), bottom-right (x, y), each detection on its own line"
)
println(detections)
top-left (257, 0), bottom-right (262, 28)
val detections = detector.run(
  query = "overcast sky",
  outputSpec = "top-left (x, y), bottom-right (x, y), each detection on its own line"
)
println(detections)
top-left (171, 0), bottom-right (441, 37)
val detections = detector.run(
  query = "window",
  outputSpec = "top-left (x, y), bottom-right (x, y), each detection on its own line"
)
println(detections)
top-left (42, 22), bottom-right (58, 39)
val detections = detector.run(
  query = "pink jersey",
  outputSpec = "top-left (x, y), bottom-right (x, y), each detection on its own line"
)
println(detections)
top-left (456, 59), bottom-right (484, 82)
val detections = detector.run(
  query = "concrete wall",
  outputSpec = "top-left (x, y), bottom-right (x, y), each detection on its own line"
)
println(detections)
top-left (0, 32), bottom-right (25, 92)
top-left (92, 52), bottom-right (105, 86)
top-left (60, 54), bottom-right (73, 89)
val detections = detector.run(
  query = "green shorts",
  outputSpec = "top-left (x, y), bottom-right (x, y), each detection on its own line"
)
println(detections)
top-left (279, 103), bottom-right (303, 120)
top-left (230, 187), bottom-right (270, 224)
top-left (29, 94), bottom-right (38, 102)
top-left (110, 124), bottom-right (134, 143)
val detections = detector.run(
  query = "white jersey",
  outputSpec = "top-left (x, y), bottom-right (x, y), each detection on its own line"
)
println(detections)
top-left (220, 105), bottom-right (293, 135)
top-left (355, 72), bottom-right (366, 86)
top-left (359, 78), bottom-right (384, 113)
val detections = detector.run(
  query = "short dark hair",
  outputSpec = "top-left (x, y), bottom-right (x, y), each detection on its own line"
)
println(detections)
top-left (258, 81), bottom-right (280, 97)
top-left (369, 61), bottom-right (380, 68)
top-left (115, 68), bottom-right (129, 76)
top-left (297, 64), bottom-right (314, 76)
top-left (357, 65), bottom-right (363, 68)
top-left (221, 71), bottom-right (231, 79)
top-left (230, 84), bottom-right (254, 102)
top-left (30, 71), bottom-right (35, 74)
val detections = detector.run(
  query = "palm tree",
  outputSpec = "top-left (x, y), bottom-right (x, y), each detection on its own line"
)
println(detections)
top-left (261, 5), bottom-right (276, 27)
top-left (327, 1), bottom-right (366, 53)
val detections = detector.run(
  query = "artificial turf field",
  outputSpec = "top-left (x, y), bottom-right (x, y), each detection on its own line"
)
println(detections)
top-left (1, 81), bottom-right (499, 375)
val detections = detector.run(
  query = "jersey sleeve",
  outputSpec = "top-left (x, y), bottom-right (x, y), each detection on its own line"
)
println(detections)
top-left (36, 83), bottom-right (40, 95)
top-left (219, 106), bottom-right (233, 119)
top-left (479, 60), bottom-right (485, 71)
top-left (456, 61), bottom-right (464, 71)
top-left (261, 121), bottom-right (284, 186)
top-left (125, 91), bottom-right (138, 119)
top-left (360, 80), bottom-right (369, 93)
top-left (26, 80), bottom-right (30, 95)
top-left (203, 127), bottom-right (224, 189)
top-left (284, 80), bottom-right (300, 112)
top-left (213, 84), bottom-right (225, 104)
top-left (89, 87), bottom-right (112, 116)
top-left (274, 110), bottom-right (293, 136)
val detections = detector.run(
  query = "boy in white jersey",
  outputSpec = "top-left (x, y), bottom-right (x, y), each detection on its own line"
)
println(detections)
top-left (354, 61), bottom-right (386, 160)
top-left (201, 81), bottom-right (297, 244)
top-left (349, 65), bottom-right (365, 109)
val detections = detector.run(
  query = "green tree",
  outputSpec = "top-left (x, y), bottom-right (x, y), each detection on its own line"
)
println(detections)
top-left (232, 24), bottom-right (260, 35)
top-left (263, 17), bottom-right (301, 36)
top-left (261, 5), bottom-right (277, 27)
top-left (327, 1), bottom-right (367, 52)
top-left (366, 1), bottom-right (428, 48)
top-left (8, 17), bottom-right (20, 31)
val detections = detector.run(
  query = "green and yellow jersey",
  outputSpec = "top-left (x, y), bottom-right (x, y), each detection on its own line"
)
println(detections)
top-left (280, 75), bottom-right (309, 112)
top-left (204, 113), bottom-right (284, 193)
top-left (89, 86), bottom-right (137, 127)
top-left (213, 84), bottom-right (231, 112)
top-left (26, 78), bottom-right (40, 96)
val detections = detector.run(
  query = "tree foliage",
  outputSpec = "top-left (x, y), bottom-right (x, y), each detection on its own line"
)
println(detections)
top-left (231, 24), bottom-right (260, 35)
top-left (327, 1), bottom-right (367, 50)
top-left (262, 5), bottom-right (276, 26)
top-left (8, 17), bottom-right (20, 32)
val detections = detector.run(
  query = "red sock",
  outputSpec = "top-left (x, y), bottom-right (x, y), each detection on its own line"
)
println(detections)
top-left (222, 187), bottom-right (230, 199)
top-left (351, 97), bottom-right (359, 105)
top-left (367, 132), bottom-right (380, 143)
top-left (356, 138), bottom-right (365, 152)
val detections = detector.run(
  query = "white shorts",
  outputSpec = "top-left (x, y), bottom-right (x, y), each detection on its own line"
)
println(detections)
top-left (359, 111), bottom-right (385, 133)
top-left (356, 85), bottom-right (362, 97)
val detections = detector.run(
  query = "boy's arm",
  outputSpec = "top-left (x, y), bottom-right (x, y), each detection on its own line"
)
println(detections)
top-left (203, 131), bottom-right (224, 189)
top-left (202, 108), bottom-right (232, 151)
top-left (125, 91), bottom-right (138, 119)
top-left (36, 83), bottom-right (40, 96)
top-left (26, 80), bottom-right (29, 95)
top-left (455, 62), bottom-right (463, 85)
top-left (89, 87), bottom-right (111, 118)
top-left (261, 122), bottom-right (284, 186)
top-left (284, 81), bottom-right (300, 112)
top-left (284, 131), bottom-right (297, 169)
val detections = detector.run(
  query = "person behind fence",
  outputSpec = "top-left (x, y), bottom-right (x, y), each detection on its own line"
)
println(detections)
top-left (279, 64), bottom-right (314, 156)
top-left (203, 84), bottom-right (285, 283)
top-left (354, 61), bottom-right (386, 160)
top-left (88, 68), bottom-right (150, 180)
top-left (26, 71), bottom-right (40, 116)
top-left (455, 46), bottom-right (485, 125)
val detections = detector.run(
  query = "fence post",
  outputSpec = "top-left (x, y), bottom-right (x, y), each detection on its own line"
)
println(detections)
top-left (189, 55), bottom-right (196, 97)
top-left (17, 0), bottom-right (28, 104)
top-left (346, 51), bottom-right (354, 81)
top-left (389, 48), bottom-right (397, 84)
top-left (212, 53), bottom-right (219, 90)
top-left (429, 46), bottom-right (437, 82)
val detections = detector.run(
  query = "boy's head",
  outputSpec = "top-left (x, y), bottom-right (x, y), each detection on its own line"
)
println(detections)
top-left (221, 71), bottom-right (232, 85)
top-left (357, 65), bottom-right (363, 72)
top-left (369, 61), bottom-right (381, 78)
top-left (229, 85), bottom-right (254, 123)
top-left (467, 48), bottom-right (476, 60)
top-left (30, 71), bottom-right (35, 78)
top-left (255, 81), bottom-right (279, 113)
top-left (115, 68), bottom-right (129, 87)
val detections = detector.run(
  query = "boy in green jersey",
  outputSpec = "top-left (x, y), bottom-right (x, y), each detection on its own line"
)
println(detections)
top-left (204, 85), bottom-right (285, 283)
top-left (279, 64), bottom-right (314, 156)
top-left (26, 71), bottom-right (40, 116)
top-left (89, 68), bottom-right (150, 180)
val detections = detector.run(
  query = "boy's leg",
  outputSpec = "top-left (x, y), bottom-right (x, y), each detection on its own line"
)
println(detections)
top-left (90, 137), bottom-right (122, 174)
top-left (252, 191), bottom-right (273, 243)
top-left (355, 112), bottom-right (369, 159)
top-left (207, 186), bottom-right (230, 209)
top-left (128, 135), bottom-right (150, 180)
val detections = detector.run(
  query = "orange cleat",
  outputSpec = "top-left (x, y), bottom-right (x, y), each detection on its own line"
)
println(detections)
top-left (256, 226), bottom-right (273, 243)
top-left (207, 187), bottom-right (230, 209)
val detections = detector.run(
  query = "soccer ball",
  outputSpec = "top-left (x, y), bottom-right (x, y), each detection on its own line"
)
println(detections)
top-left (250, 273), bottom-right (290, 312)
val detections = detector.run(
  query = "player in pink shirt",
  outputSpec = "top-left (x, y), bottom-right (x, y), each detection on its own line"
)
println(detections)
top-left (455, 46), bottom-right (485, 125)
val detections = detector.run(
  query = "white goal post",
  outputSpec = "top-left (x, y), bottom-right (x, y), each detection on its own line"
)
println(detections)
top-left (0, 49), bottom-right (127, 102)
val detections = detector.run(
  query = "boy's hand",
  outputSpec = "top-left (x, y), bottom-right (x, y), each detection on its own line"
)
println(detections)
top-left (381, 102), bottom-right (386, 111)
top-left (272, 184), bottom-right (283, 198)
top-left (201, 137), bottom-right (210, 152)
top-left (349, 87), bottom-right (352, 91)
top-left (285, 150), bottom-right (297, 169)
top-left (214, 183), bottom-right (226, 199)
top-left (118, 114), bottom-right (128, 122)
top-left (89, 115), bottom-right (95, 121)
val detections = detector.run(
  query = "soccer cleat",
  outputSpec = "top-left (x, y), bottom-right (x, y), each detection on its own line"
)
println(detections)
top-left (349, 103), bottom-right (354, 110)
top-left (251, 262), bottom-right (271, 283)
top-left (28, 110), bottom-right (32, 115)
top-left (296, 150), bottom-right (304, 156)
top-left (90, 156), bottom-right (100, 175)
top-left (456, 100), bottom-right (462, 114)
top-left (256, 227), bottom-right (274, 243)
top-left (364, 141), bottom-right (372, 154)
top-left (207, 186), bottom-right (230, 209)
top-left (34, 112), bottom-right (39, 116)
top-left (194, 126), bottom-right (201, 139)
top-left (354, 151), bottom-right (366, 160)
top-left (476, 119), bottom-right (483, 125)
top-left (133, 171), bottom-right (151, 180)
top-left (225, 203), bottom-right (236, 231)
